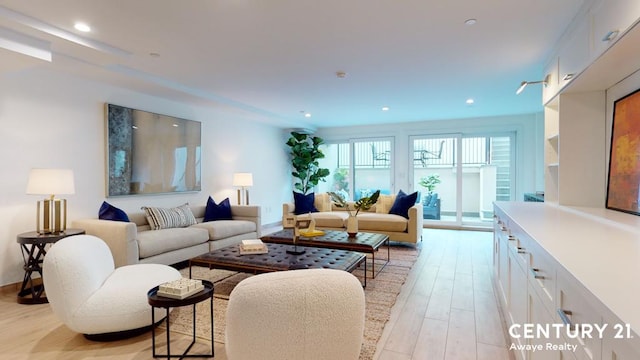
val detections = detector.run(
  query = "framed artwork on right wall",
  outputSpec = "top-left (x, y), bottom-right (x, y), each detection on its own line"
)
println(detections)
top-left (606, 87), bottom-right (640, 216)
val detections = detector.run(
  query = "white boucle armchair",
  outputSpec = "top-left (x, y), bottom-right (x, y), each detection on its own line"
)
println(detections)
top-left (43, 234), bottom-right (181, 340)
top-left (225, 268), bottom-right (366, 360)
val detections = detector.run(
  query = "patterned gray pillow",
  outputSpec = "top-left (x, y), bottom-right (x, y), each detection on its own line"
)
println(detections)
top-left (141, 203), bottom-right (197, 230)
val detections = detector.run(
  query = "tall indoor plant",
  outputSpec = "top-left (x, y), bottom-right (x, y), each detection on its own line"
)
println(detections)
top-left (286, 131), bottom-right (330, 194)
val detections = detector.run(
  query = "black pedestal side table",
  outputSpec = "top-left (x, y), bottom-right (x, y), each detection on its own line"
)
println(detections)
top-left (16, 228), bottom-right (85, 304)
top-left (147, 280), bottom-right (214, 359)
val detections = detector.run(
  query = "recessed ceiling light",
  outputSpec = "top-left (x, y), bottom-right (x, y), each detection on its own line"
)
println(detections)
top-left (382, 106), bottom-right (390, 111)
top-left (74, 22), bottom-right (91, 32)
top-left (464, 18), bottom-right (477, 26)
top-left (466, 98), bottom-right (475, 104)
top-left (304, 113), bottom-right (312, 118)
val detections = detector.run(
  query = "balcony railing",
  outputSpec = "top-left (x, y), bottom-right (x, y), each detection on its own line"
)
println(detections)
top-left (336, 138), bottom-right (493, 168)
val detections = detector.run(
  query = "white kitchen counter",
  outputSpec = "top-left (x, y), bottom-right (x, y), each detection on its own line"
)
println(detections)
top-left (494, 201), bottom-right (640, 338)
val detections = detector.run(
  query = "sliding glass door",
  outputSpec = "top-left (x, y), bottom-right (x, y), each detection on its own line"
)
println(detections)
top-left (412, 135), bottom-right (458, 223)
top-left (317, 138), bottom-right (394, 200)
top-left (411, 133), bottom-right (514, 226)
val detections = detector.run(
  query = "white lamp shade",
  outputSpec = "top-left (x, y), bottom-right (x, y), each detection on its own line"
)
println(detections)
top-left (26, 168), bottom-right (75, 195)
top-left (232, 172), bottom-right (253, 187)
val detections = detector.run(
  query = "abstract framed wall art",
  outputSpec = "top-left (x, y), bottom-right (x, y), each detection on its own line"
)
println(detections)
top-left (105, 104), bottom-right (202, 197)
top-left (606, 88), bottom-right (640, 216)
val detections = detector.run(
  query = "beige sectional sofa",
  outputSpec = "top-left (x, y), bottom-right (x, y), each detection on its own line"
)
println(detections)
top-left (73, 205), bottom-right (261, 268)
top-left (282, 193), bottom-right (422, 244)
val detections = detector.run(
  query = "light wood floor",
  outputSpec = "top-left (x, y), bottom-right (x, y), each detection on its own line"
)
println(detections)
top-left (375, 228), bottom-right (514, 360)
top-left (0, 228), bottom-right (513, 359)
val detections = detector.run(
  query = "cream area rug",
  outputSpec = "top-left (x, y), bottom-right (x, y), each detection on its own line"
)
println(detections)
top-left (165, 245), bottom-right (419, 360)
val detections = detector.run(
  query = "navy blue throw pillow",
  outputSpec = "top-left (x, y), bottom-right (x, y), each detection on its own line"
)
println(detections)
top-left (98, 201), bottom-right (130, 222)
top-left (204, 196), bottom-right (233, 222)
top-left (293, 192), bottom-right (318, 215)
top-left (389, 190), bottom-right (418, 219)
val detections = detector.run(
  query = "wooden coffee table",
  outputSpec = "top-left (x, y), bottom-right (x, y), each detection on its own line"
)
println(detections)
top-left (261, 229), bottom-right (389, 279)
top-left (189, 243), bottom-right (367, 286)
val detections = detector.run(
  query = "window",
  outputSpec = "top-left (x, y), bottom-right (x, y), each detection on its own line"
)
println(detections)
top-left (318, 138), bottom-right (394, 200)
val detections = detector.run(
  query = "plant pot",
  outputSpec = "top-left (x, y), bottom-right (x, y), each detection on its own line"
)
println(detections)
top-left (346, 215), bottom-right (358, 238)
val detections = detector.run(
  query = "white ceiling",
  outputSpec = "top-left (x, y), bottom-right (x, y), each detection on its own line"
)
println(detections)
top-left (0, 0), bottom-right (585, 129)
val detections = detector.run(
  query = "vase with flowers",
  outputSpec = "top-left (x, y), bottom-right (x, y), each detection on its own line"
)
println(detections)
top-left (328, 190), bottom-right (380, 238)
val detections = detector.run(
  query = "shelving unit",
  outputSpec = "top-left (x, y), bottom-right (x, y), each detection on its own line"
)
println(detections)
top-left (543, 103), bottom-right (559, 203)
top-left (541, 0), bottom-right (640, 207)
top-left (515, 4), bottom-right (640, 359)
top-left (543, 92), bottom-right (606, 206)
top-left (557, 92), bottom-right (606, 207)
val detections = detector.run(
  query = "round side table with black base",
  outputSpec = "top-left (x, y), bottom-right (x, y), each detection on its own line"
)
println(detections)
top-left (147, 279), bottom-right (214, 359)
top-left (16, 228), bottom-right (85, 304)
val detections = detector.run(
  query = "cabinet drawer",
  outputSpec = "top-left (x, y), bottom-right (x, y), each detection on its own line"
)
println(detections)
top-left (560, 348), bottom-right (577, 360)
top-left (495, 214), bottom-right (510, 236)
top-left (509, 227), bottom-right (531, 271)
top-left (528, 239), bottom-right (556, 316)
top-left (556, 269), bottom-right (602, 360)
top-left (508, 251), bottom-right (529, 359)
top-left (602, 334), bottom-right (640, 360)
top-left (497, 230), bottom-right (510, 307)
top-left (529, 283), bottom-right (561, 360)
top-left (601, 312), bottom-right (640, 360)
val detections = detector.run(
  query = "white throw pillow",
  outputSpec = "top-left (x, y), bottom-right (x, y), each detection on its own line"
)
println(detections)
top-left (142, 203), bottom-right (197, 230)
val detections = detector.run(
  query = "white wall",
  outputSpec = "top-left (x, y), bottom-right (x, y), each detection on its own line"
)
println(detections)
top-left (0, 67), bottom-right (548, 287)
top-left (315, 113), bottom-right (543, 201)
top-left (0, 68), bottom-right (291, 286)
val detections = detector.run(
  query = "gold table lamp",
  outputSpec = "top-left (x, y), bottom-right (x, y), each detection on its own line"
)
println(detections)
top-left (232, 172), bottom-right (253, 205)
top-left (26, 168), bottom-right (75, 234)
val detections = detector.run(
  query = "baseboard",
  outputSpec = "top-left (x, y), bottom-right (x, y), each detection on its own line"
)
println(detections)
top-left (261, 222), bottom-right (283, 235)
top-left (0, 282), bottom-right (19, 296)
top-left (423, 224), bottom-right (492, 232)
top-left (261, 221), bottom-right (282, 229)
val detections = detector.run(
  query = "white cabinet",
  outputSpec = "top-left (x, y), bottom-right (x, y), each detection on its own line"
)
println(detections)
top-left (600, 317), bottom-right (640, 360)
top-left (543, 91), bottom-right (606, 207)
top-left (540, 0), bottom-right (640, 102)
top-left (508, 239), bottom-right (529, 360)
top-left (556, 268), bottom-right (602, 360)
top-left (544, 104), bottom-right (559, 203)
top-left (493, 202), bottom-right (640, 360)
top-left (558, 17), bottom-right (590, 91)
top-left (542, 56), bottom-right (559, 105)
top-left (590, 0), bottom-right (640, 60)
top-left (560, 348), bottom-right (577, 360)
top-left (556, 92), bottom-right (606, 207)
top-left (493, 217), bottom-right (510, 307)
top-left (529, 283), bottom-right (561, 360)
top-left (527, 238), bottom-right (555, 317)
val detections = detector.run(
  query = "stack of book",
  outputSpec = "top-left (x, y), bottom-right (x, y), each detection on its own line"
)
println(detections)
top-left (239, 239), bottom-right (268, 255)
top-left (157, 278), bottom-right (204, 299)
